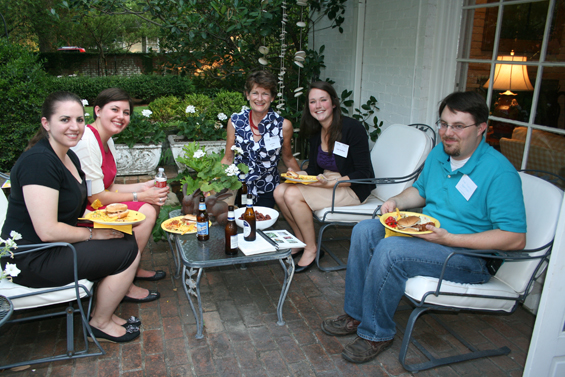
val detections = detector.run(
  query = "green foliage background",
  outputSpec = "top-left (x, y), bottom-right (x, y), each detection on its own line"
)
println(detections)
top-left (0, 38), bottom-right (51, 172)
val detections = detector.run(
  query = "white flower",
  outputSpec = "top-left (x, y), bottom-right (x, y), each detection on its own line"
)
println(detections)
top-left (193, 150), bottom-right (206, 158)
top-left (3, 239), bottom-right (16, 249)
top-left (231, 145), bottom-right (243, 155)
top-left (57, 75), bottom-right (62, 78)
top-left (214, 122), bottom-right (223, 130)
top-left (142, 109), bottom-right (153, 118)
top-left (241, 105), bottom-right (249, 112)
top-left (9, 231), bottom-right (21, 241)
top-left (85, 113), bottom-right (90, 117)
top-left (217, 112), bottom-right (227, 121)
top-left (4, 263), bottom-right (20, 277)
top-left (225, 164), bottom-right (240, 177)
top-left (81, 99), bottom-right (89, 106)
top-left (186, 105), bottom-right (196, 114)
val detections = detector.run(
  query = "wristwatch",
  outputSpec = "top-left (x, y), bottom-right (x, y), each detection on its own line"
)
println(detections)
top-left (133, 192), bottom-right (138, 202)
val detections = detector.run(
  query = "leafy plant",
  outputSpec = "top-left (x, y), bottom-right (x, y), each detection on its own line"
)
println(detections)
top-left (340, 90), bottom-right (383, 142)
top-left (148, 96), bottom-right (182, 123)
top-left (112, 112), bottom-right (166, 147)
top-left (177, 142), bottom-right (249, 196)
top-left (175, 117), bottom-right (227, 142)
top-left (207, 91), bottom-right (247, 125)
top-left (0, 38), bottom-right (51, 172)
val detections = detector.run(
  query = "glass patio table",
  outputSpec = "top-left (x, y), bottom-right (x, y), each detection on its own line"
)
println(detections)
top-left (167, 209), bottom-right (295, 339)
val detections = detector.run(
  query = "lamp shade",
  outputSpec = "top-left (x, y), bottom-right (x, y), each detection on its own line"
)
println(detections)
top-left (484, 52), bottom-right (534, 92)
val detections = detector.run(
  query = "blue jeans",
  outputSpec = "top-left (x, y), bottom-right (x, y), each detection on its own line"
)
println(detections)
top-left (344, 219), bottom-right (491, 342)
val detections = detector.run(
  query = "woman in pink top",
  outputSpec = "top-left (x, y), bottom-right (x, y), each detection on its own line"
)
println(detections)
top-left (72, 88), bottom-right (169, 303)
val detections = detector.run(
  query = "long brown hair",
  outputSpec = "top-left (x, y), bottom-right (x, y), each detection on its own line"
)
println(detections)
top-left (26, 91), bottom-right (83, 150)
top-left (300, 81), bottom-right (342, 154)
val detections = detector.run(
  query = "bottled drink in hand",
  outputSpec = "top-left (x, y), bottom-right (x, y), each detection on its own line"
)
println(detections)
top-left (155, 167), bottom-right (167, 188)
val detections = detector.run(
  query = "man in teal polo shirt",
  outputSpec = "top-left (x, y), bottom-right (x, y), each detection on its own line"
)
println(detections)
top-left (321, 91), bottom-right (527, 364)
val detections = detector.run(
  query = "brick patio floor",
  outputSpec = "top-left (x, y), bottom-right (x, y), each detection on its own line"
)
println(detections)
top-left (0, 218), bottom-right (534, 376)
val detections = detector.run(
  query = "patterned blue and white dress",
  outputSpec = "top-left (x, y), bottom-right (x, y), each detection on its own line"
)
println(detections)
top-left (232, 108), bottom-right (284, 203)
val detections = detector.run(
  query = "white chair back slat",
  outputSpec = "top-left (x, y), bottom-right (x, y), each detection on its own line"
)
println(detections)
top-left (0, 189), bottom-right (7, 230)
top-left (493, 172), bottom-right (564, 293)
top-left (371, 124), bottom-right (432, 201)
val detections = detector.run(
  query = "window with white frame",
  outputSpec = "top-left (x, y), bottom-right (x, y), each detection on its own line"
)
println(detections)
top-left (456, 0), bottom-right (565, 183)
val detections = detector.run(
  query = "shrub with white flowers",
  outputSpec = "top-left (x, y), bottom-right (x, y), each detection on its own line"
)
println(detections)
top-left (1, 231), bottom-right (22, 281)
top-left (178, 142), bottom-right (249, 196)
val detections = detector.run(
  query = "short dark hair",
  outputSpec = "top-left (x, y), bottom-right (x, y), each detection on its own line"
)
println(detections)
top-left (439, 91), bottom-right (489, 126)
top-left (244, 71), bottom-right (278, 98)
top-left (26, 91), bottom-right (83, 150)
top-left (93, 87), bottom-right (134, 120)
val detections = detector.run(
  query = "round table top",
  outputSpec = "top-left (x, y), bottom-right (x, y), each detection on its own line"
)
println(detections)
top-left (0, 295), bottom-right (14, 327)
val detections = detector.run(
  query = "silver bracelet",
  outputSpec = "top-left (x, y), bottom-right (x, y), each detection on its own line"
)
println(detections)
top-left (133, 192), bottom-right (138, 202)
top-left (87, 227), bottom-right (92, 241)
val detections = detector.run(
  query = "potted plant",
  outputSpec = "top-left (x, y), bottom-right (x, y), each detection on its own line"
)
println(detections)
top-left (113, 110), bottom-right (166, 176)
top-left (176, 142), bottom-right (249, 223)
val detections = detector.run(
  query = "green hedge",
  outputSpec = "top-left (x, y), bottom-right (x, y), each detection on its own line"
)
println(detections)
top-left (0, 39), bottom-right (51, 172)
top-left (47, 75), bottom-right (196, 104)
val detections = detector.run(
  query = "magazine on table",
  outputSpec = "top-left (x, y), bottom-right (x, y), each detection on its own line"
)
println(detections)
top-left (237, 229), bottom-right (306, 256)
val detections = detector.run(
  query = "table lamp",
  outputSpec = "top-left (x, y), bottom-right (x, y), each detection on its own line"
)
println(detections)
top-left (484, 50), bottom-right (534, 145)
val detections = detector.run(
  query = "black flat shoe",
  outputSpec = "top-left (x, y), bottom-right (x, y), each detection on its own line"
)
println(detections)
top-left (88, 324), bottom-right (140, 343)
top-left (122, 290), bottom-right (160, 303)
top-left (135, 270), bottom-right (166, 281)
top-left (294, 250), bottom-right (325, 274)
top-left (90, 315), bottom-right (141, 328)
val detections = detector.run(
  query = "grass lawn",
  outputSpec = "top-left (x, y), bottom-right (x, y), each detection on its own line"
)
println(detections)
top-left (84, 105), bottom-right (148, 115)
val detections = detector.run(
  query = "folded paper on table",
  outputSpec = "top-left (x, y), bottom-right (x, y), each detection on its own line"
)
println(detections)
top-left (260, 229), bottom-right (307, 249)
top-left (237, 234), bottom-right (277, 255)
top-left (93, 222), bottom-right (133, 235)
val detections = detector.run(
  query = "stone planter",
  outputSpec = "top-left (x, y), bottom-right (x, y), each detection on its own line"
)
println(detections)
top-left (115, 143), bottom-right (162, 176)
top-left (168, 135), bottom-right (225, 173)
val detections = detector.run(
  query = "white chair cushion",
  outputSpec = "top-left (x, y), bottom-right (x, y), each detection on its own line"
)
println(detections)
top-left (405, 276), bottom-right (519, 312)
top-left (314, 195), bottom-right (384, 223)
top-left (0, 278), bottom-right (94, 310)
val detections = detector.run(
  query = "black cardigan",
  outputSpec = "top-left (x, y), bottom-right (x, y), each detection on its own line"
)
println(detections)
top-left (305, 116), bottom-right (375, 202)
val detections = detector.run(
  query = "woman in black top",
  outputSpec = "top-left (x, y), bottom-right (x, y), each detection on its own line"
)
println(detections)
top-left (1, 92), bottom-right (141, 343)
top-left (274, 82), bottom-right (375, 273)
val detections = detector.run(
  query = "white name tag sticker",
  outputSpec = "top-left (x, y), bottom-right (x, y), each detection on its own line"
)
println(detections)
top-left (264, 134), bottom-right (281, 150)
top-left (456, 174), bottom-right (477, 201)
top-left (333, 141), bottom-right (349, 158)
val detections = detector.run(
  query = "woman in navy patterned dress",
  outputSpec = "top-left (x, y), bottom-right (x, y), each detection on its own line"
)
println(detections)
top-left (221, 71), bottom-right (300, 208)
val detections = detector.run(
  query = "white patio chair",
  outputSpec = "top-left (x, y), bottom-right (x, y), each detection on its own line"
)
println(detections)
top-left (311, 123), bottom-right (436, 271)
top-left (400, 171), bottom-right (564, 372)
top-left (0, 173), bottom-right (104, 369)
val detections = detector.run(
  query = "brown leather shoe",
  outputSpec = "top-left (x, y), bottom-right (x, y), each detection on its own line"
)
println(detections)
top-left (321, 314), bottom-right (360, 336)
top-left (342, 336), bottom-right (393, 363)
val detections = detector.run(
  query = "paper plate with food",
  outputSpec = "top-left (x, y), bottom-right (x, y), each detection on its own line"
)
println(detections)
top-left (380, 210), bottom-right (440, 235)
top-left (161, 214), bottom-right (211, 235)
top-left (281, 171), bottom-right (319, 183)
top-left (83, 203), bottom-right (146, 225)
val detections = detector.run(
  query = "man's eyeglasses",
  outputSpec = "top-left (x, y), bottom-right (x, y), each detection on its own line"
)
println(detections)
top-left (436, 120), bottom-right (477, 132)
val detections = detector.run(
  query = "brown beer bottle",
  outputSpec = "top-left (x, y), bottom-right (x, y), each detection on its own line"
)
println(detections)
top-left (225, 205), bottom-right (238, 255)
top-left (197, 196), bottom-right (209, 241)
top-left (243, 194), bottom-right (256, 241)
top-left (239, 183), bottom-right (248, 208)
